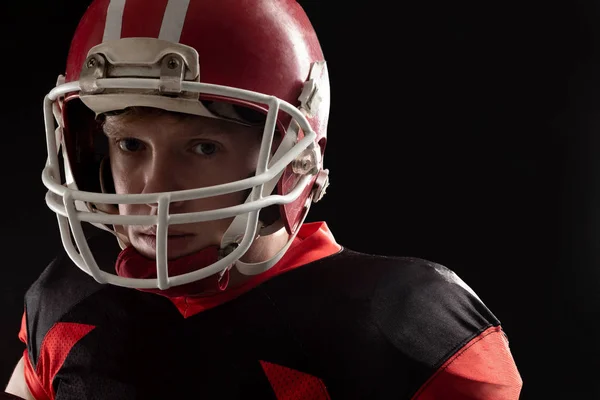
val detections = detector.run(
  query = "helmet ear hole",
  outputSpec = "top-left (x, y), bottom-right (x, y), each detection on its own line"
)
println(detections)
top-left (259, 203), bottom-right (281, 228)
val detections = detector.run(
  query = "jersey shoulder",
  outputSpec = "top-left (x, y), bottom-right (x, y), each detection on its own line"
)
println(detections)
top-left (260, 248), bottom-right (505, 398)
top-left (365, 252), bottom-right (501, 367)
top-left (23, 231), bottom-right (121, 366)
top-left (290, 248), bottom-right (501, 366)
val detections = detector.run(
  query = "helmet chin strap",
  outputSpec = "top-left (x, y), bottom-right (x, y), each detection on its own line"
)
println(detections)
top-left (218, 124), bottom-right (307, 277)
top-left (233, 205), bottom-right (310, 276)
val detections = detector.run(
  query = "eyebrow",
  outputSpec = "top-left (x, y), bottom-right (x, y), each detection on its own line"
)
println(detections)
top-left (101, 122), bottom-right (122, 138)
top-left (101, 120), bottom-right (255, 139)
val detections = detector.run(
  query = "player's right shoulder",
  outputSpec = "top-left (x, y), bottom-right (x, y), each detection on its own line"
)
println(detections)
top-left (23, 231), bottom-right (120, 362)
top-left (26, 229), bottom-right (121, 309)
top-left (26, 249), bottom-right (102, 317)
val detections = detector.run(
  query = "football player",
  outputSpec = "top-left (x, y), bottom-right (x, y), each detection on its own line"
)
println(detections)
top-left (5, 0), bottom-right (522, 398)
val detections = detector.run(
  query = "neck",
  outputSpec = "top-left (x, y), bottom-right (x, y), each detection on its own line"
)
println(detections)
top-left (227, 225), bottom-right (291, 287)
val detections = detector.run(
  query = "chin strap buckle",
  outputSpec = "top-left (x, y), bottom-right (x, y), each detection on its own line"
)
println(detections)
top-left (217, 242), bottom-right (239, 289)
top-left (298, 61), bottom-right (327, 117)
top-left (312, 169), bottom-right (330, 203)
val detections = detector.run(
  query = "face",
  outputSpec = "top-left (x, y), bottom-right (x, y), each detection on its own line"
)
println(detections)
top-left (102, 110), bottom-right (265, 260)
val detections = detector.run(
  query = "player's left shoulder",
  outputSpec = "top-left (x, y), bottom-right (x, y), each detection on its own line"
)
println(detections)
top-left (368, 255), bottom-right (523, 399)
top-left (372, 255), bottom-right (500, 328)
top-left (370, 255), bottom-right (501, 357)
top-left (301, 248), bottom-right (503, 354)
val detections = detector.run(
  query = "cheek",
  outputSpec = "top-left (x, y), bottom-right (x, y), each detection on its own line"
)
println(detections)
top-left (189, 191), bottom-right (248, 212)
top-left (117, 203), bottom-right (135, 216)
top-left (224, 140), bottom-right (262, 179)
top-left (186, 156), bottom-right (257, 211)
top-left (110, 156), bottom-right (141, 194)
top-left (190, 150), bottom-right (259, 187)
top-left (110, 159), bottom-right (146, 216)
top-left (112, 169), bottom-right (134, 195)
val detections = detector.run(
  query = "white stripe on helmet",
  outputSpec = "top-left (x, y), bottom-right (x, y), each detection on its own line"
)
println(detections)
top-left (103, 0), bottom-right (127, 42)
top-left (159, 0), bottom-right (191, 43)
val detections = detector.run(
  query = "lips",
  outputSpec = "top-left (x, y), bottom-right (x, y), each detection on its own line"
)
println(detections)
top-left (136, 230), bottom-right (195, 251)
top-left (141, 233), bottom-right (193, 238)
top-left (139, 227), bottom-right (193, 237)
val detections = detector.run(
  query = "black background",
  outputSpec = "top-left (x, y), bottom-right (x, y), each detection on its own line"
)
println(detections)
top-left (1, 1), bottom-right (599, 398)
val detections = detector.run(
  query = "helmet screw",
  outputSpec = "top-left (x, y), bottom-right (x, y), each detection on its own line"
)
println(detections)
top-left (167, 57), bottom-right (180, 69)
top-left (86, 57), bottom-right (96, 68)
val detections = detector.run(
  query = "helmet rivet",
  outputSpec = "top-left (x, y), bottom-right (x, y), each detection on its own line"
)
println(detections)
top-left (167, 57), bottom-right (180, 69)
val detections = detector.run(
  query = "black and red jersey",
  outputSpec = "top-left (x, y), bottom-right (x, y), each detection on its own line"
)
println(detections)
top-left (18, 222), bottom-right (522, 399)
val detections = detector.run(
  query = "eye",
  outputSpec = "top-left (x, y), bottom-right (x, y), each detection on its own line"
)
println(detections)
top-left (117, 138), bottom-right (144, 152)
top-left (193, 142), bottom-right (218, 156)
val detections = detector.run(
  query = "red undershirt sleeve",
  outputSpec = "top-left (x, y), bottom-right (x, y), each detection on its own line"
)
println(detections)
top-left (412, 326), bottom-right (523, 400)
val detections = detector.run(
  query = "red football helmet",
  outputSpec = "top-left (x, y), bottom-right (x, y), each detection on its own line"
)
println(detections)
top-left (42, 0), bottom-right (330, 290)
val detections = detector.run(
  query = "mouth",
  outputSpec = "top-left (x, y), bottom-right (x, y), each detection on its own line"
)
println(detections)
top-left (137, 232), bottom-right (195, 249)
top-left (138, 227), bottom-right (193, 236)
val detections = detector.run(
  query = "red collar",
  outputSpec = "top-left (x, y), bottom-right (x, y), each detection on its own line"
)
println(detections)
top-left (170, 221), bottom-right (341, 318)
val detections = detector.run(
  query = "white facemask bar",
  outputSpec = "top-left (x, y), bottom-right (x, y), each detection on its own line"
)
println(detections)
top-left (42, 77), bottom-right (320, 290)
top-left (220, 123), bottom-right (317, 278)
